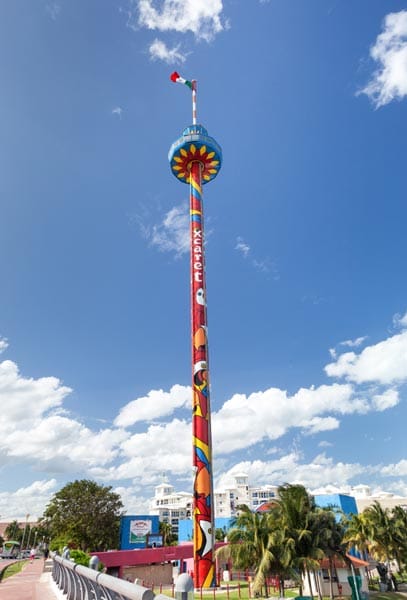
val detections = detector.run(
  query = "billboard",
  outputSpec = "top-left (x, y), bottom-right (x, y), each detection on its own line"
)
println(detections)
top-left (120, 515), bottom-right (160, 550)
top-left (147, 534), bottom-right (163, 548)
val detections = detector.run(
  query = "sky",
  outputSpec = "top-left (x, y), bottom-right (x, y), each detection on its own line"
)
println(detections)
top-left (1, 0), bottom-right (407, 520)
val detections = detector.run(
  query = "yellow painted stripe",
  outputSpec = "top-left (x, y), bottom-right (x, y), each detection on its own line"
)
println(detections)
top-left (200, 145), bottom-right (207, 155)
top-left (177, 172), bottom-right (185, 178)
top-left (203, 566), bottom-right (215, 587)
top-left (174, 156), bottom-right (183, 163)
top-left (191, 178), bottom-right (202, 194)
top-left (203, 175), bottom-right (210, 181)
top-left (207, 151), bottom-right (215, 159)
top-left (180, 148), bottom-right (187, 157)
top-left (172, 165), bottom-right (182, 171)
top-left (193, 436), bottom-right (209, 457)
top-left (190, 143), bottom-right (196, 154)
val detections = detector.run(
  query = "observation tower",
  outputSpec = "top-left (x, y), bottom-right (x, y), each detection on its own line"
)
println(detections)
top-left (168, 72), bottom-right (222, 589)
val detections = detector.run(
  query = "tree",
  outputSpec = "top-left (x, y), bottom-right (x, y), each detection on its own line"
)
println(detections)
top-left (342, 511), bottom-right (372, 557)
top-left (312, 508), bottom-right (345, 600)
top-left (43, 479), bottom-right (124, 552)
top-left (277, 484), bottom-right (325, 600)
top-left (4, 520), bottom-right (23, 542)
top-left (364, 501), bottom-right (393, 565)
top-left (216, 503), bottom-right (296, 597)
top-left (391, 505), bottom-right (407, 571)
top-left (216, 504), bottom-right (276, 596)
top-left (215, 526), bottom-right (228, 542)
top-left (343, 502), bottom-right (407, 578)
top-left (159, 520), bottom-right (175, 546)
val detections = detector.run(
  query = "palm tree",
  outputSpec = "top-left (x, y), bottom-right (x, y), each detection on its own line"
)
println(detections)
top-left (313, 508), bottom-right (346, 600)
top-left (342, 511), bottom-right (372, 556)
top-left (343, 502), bottom-right (407, 587)
top-left (276, 484), bottom-right (324, 600)
top-left (391, 505), bottom-right (407, 571)
top-left (216, 504), bottom-right (284, 596)
top-left (159, 520), bottom-right (173, 546)
top-left (364, 501), bottom-right (393, 565)
top-left (4, 520), bottom-right (23, 542)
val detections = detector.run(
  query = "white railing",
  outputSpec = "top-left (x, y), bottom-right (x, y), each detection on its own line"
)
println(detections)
top-left (52, 554), bottom-right (172, 600)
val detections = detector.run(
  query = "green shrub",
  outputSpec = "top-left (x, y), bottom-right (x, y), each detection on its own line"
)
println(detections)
top-left (70, 549), bottom-right (91, 567)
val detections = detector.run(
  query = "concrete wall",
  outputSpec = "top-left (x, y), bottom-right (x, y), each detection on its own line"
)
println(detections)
top-left (122, 562), bottom-right (173, 585)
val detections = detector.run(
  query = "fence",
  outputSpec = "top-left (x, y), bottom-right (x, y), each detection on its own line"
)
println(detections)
top-left (52, 554), bottom-right (173, 600)
top-left (138, 575), bottom-right (298, 600)
top-left (52, 556), bottom-right (300, 600)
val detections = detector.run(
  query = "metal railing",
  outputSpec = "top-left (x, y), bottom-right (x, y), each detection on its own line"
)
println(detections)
top-left (52, 554), bottom-right (172, 600)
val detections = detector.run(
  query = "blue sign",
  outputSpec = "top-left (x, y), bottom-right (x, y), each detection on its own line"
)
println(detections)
top-left (120, 515), bottom-right (160, 550)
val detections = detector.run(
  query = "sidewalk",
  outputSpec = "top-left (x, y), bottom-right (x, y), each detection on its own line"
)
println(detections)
top-left (0, 558), bottom-right (66, 600)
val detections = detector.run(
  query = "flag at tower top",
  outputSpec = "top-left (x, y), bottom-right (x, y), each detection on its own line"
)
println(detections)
top-left (170, 71), bottom-right (193, 89)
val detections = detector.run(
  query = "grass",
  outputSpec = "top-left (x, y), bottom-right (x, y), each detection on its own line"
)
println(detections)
top-left (203, 592), bottom-right (407, 600)
top-left (1, 560), bottom-right (27, 581)
top-left (155, 581), bottom-right (302, 600)
top-left (370, 594), bottom-right (407, 600)
top-left (192, 588), bottom-right (407, 600)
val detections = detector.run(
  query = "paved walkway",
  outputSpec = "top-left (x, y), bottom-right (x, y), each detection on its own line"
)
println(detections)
top-left (0, 559), bottom-right (65, 600)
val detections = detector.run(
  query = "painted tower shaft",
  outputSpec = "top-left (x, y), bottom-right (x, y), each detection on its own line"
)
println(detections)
top-left (190, 159), bottom-right (214, 588)
top-left (169, 76), bottom-right (222, 589)
top-left (169, 133), bottom-right (220, 588)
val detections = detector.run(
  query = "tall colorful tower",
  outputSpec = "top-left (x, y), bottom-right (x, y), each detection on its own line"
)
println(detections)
top-left (168, 72), bottom-right (222, 589)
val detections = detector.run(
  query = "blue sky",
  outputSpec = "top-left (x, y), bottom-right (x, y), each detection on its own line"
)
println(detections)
top-left (1, 0), bottom-right (407, 519)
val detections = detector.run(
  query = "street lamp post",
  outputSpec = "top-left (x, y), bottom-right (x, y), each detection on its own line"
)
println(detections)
top-left (21, 514), bottom-right (30, 550)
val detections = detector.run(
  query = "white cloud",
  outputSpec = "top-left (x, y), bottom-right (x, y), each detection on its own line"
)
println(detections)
top-left (114, 384), bottom-right (191, 427)
top-left (0, 338), bottom-right (8, 353)
top-left (0, 358), bottom-right (128, 473)
top-left (112, 485), bottom-right (151, 514)
top-left (381, 459), bottom-right (407, 477)
top-left (360, 10), bottom-right (407, 107)
top-left (234, 237), bottom-right (278, 278)
top-left (0, 359), bottom-right (71, 422)
top-left (149, 39), bottom-right (186, 64)
top-left (252, 258), bottom-right (274, 275)
top-left (1, 308), bottom-right (405, 511)
top-left (93, 419), bottom-right (191, 482)
top-left (393, 310), bottom-right (407, 328)
top-left (372, 388), bottom-right (399, 411)
top-left (325, 330), bottom-right (407, 384)
top-left (136, 0), bottom-right (225, 42)
top-left (301, 416), bottom-right (340, 435)
top-left (45, 2), bottom-right (61, 21)
top-left (2, 414), bottom-right (127, 472)
top-left (0, 479), bottom-right (58, 520)
top-left (215, 453), bottom-right (367, 492)
top-left (143, 204), bottom-right (189, 257)
top-left (235, 237), bottom-right (250, 258)
top-left (112, 106), bottom-right (123, 118)
top-left (212, 383), bottom-right (364, 454)
top-left (318, 440), bottom-right (333, 448)
top-left (340, 336), bottom-right (367, 348)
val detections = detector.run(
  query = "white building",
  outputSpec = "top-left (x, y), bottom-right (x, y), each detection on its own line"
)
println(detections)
top-left (312, 483), bottom-right (407, 513)
top-left (149, 482), bottom-right (192, 536)
top-left (151, 477), bottom-right (407, 535)
top-left (215, 473), bottom-right (279, 517)
top-left (150, 473), bottom-right (280, 533)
